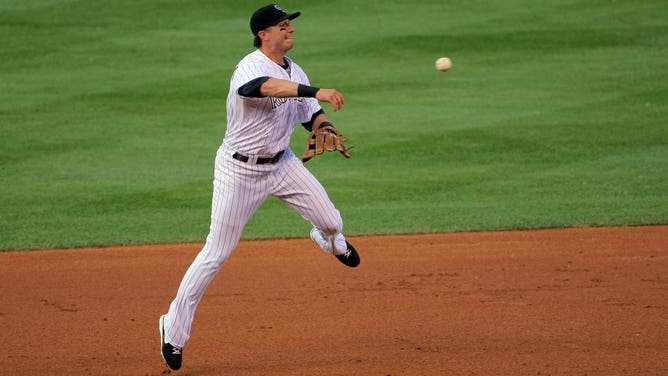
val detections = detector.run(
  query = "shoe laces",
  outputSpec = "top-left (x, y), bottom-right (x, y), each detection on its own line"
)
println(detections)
top-left (172, 347), bottom-right (182, 355)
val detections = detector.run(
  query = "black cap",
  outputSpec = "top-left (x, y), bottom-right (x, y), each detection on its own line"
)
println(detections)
top-left (250, 4), bottom-right (301, 36)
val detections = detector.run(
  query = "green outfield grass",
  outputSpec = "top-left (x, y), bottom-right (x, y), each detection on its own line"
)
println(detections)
top-left (1, 0), bottom-right (667, 251)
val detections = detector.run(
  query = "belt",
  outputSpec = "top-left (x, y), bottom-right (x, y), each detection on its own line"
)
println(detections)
top-left (232, 150), bottom-right (285, 165)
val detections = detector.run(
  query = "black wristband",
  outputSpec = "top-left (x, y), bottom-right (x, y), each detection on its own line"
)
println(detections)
top-left (318, 121), bottom-right (334, 129)
top-left (297, 84), bottom-right (320, 98)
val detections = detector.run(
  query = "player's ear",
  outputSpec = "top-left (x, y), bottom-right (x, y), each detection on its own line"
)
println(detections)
top-left (258, 29), bottom-right (270, 41)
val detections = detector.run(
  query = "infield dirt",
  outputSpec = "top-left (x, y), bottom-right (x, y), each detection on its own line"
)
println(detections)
top-left (1, 226), bottom-right (666, 375)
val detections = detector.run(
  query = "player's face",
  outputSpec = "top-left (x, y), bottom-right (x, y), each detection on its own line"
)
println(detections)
top-left (266, 20), bottom-right (295, 52)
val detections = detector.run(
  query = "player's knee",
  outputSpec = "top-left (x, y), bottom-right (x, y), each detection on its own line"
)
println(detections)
top-left (200, 233), bottom-right (239, 267)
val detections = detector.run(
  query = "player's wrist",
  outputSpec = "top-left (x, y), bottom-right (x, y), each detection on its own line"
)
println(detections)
top-left (298, 84), bottom-right (319, 98)
top-left (318, 121), bottom-right (334, 129)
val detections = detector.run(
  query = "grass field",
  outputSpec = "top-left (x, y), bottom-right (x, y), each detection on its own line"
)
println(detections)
top-left (1, 0), bottom-right (667, 251)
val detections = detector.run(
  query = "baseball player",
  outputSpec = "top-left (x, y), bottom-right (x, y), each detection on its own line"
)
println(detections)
top-left (159, 4), bottom-right (359, 371)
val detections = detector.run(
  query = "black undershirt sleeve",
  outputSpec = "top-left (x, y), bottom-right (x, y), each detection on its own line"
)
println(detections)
top-left (301, 109), bottom-right (325, 132)
top-left (237, 76), bottom-right (270, 98)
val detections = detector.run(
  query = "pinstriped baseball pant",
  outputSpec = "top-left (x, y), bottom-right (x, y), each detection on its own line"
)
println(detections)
top-left (162, 146), bottom-right (345, 347)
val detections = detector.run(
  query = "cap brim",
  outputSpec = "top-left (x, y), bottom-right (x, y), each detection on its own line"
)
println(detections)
top-left (276, 11), bottom-right (300, 24)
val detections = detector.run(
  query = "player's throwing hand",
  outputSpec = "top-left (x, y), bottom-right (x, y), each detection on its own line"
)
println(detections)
top-left (316, 88), bottom-right (345, 112)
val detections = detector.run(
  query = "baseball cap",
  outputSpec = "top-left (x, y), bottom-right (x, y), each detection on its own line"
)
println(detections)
top-left (250, 4), bottom-right (301, 36)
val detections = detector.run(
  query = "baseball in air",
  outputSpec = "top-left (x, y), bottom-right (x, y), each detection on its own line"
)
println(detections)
top-left (435, 57), bottom-right (452, 72)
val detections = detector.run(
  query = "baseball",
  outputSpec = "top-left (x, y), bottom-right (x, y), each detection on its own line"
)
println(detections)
top-left (435, 57), bottom-right (452, 72)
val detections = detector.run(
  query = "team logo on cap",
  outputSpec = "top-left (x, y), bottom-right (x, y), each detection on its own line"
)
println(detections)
top-left (274, 5), bottom-right (285, 13)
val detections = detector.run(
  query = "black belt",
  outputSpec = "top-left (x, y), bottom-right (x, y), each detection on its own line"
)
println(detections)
top-left (232, 150), bottom-right (285, 165)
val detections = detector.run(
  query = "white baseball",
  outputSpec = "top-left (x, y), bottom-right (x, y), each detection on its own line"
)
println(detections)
top-left (435, 57), bottom-right (452, 72)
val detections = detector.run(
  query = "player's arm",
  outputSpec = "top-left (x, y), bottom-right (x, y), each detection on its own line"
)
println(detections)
top-left (301, 110), bottom-right (335, 132)
top-left (239, 77), bottom-right (344, 112)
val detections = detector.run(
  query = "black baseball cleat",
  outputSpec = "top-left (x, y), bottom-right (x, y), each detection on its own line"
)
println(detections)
top-left (160, 315), bottom-right (183, 370)
top-left (336, 241), bottom-right (360, 267)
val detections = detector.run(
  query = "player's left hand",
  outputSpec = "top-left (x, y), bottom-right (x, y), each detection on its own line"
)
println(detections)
top-left (301, 124), bottom-right (351, 162)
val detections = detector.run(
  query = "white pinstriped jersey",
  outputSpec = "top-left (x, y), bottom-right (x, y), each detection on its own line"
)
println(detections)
top-left (224, 50), bottom-right (321, 156)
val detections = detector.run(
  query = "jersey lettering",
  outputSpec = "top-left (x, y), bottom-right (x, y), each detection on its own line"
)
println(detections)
top-left (271, 96), bottom-right (303, 109)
